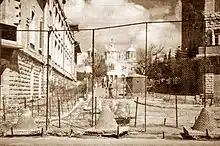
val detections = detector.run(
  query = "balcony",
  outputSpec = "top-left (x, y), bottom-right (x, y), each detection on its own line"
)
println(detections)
top-left (197, 46), bottom-right (220, 57)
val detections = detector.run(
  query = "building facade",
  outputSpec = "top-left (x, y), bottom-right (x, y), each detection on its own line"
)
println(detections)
top-left (0, 0), bottom-right (79, 106)
top-left (182, 0), bottom-right (220, 102)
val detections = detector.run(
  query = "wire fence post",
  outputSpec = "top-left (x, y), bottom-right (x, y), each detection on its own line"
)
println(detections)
top-left (95, 96), bottom-right (97, 125)
top-left (203, 19), bottom-right (207, 108)
top-left (134, 97), bottom-right (139, 127)
top-left (2, 96), bottom-right (6, 121)
top-left (175, 95), bottom-right (178, 128)
top-left (0, 30), bottom-right (2, 111)
top-left (58, 99), bottom-right (61, 128)
top-left (61, 91), bottom-right (63, 115)
top-left (46, 29), bottom-right (51, 130)
top-left (49, 91), bottom-right (52, 118)
top-left (37, 98), bottom-right (39, 116)
top-left (24, 97), bottom-right (26, 109)
top-left (91, 29), bottom-right (95, 127)
top-left (31, 96), bottom-right (33, 117)
top-left (144, 22), bottom-right (148, 132)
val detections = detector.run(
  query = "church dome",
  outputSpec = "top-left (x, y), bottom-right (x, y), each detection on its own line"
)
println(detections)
top-left (127, 44), bottom-right (136, 52)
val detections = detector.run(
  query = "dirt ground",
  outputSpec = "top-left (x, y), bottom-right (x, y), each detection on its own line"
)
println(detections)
top-left (45, 92), bottom-right (220, 140)
top-left (1, 86), bottom-right (220, 142)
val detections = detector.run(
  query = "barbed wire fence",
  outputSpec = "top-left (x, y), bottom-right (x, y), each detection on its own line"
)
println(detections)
top-left (0, 18), bottom-right (218, 131)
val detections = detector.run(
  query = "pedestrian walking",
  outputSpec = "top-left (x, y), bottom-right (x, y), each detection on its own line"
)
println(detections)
top-left (109, 83), bottom-right (113, 98)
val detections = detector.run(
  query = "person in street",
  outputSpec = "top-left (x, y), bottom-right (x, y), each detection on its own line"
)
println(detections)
top-left (109, 82), bottom-right (113, 98)
top-left (101, 78), bottom-right (104, 88)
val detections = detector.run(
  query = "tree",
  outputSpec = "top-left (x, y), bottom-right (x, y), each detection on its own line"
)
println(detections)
top-left (83, 53), bottom-right (107, 77)
top-left (135, 44), bottom-right (164, 76)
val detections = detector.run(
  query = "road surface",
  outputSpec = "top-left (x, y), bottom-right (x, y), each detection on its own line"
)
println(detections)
top-left (0, 137), bottom-right (220, 146)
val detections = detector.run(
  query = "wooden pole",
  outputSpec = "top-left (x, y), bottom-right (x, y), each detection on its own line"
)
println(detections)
top-left (123, 77), bottom-right (125, 98)
top-left (61, 91), bottom-right (64, 115)
top-left (0, 30), bottom-right (2, 111)
top-left (31, 96), bottom-right (33, 117)
top-left (2, 96), bottom-right (5, 121)
top-left (91, 29), bottom-right (95, 127)
top-left (11, 127), bottom-right (13, 137)
top-left (46, 30), bottom-right (51, 130)
top-left (175, 95), bottom-right (178, 128)
top-left (116, 77), bottom-right (118, 97)
top-left (117, 126), bottom-right (120, 139)
top-left (24, 97), bottom-right (26, 109)
top-left (164, 118), bottom-right (166, 126)
top-left (134, 97), bottom-right (139, 127)
top-left (49, 91), bottom-right (52, 118)
top-left (67, 96), bottom-right (69, 111)
top-left (95, 96), bottom-right (97, 125)
top-left (144, 22), bottom-right (148, 132)
top-left (86, 77), bottom-right (88, 99)
top-left (203, 19), bottom-right (207, 108)
top-left (58, 99), bottom-right (61, 128)
top-left (38, 98), bottom-right (39, 116)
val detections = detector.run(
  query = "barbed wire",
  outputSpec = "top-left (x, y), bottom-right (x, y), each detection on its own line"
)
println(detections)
top-left (1, 18), bottom-right (219, 32)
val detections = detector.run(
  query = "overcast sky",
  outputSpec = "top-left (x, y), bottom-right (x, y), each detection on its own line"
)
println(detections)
top-left (64, 0), bottom-right (182, 63)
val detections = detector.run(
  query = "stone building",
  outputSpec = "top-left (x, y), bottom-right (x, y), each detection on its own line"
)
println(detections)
top-left (0, 0), bottom-right (80, 106)
top-left (182, 0), bottom-right (220, 56)
top-left (182, 0), bottom-right (220, 102)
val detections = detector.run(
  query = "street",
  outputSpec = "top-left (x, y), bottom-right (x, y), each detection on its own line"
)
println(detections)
top-left (0, 137), bottom-right (220, 146)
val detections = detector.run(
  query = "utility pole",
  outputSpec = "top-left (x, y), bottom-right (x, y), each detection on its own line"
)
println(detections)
top-left (144, 22), bottom-right (148, 132)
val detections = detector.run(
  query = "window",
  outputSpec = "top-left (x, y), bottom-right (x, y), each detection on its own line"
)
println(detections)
top-left (55, 40), bottom-right (57, 47)
top-left (0, 23), bottom-right (17, 41)
top-left (215, 35), bottom-right (219, 46)
top-left (214, 29), bottom-right (220, 46)
top-left (39, 21), bottom-right (43, 48)
top-left (215, 0), bottom-right (220, 12)
top-left (29, 10), bottom-right (35, 49)
top-left (207, 29), bottom-right (212, 46)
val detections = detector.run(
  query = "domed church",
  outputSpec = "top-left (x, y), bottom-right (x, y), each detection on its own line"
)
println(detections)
top-left (104, 40), bottom-right (137, 81)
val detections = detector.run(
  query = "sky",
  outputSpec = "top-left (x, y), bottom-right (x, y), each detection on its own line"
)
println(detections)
top-left (64, 0), bottom-right (182, 64)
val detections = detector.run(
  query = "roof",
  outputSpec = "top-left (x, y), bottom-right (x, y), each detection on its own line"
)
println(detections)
top-left (127, 44), bottom-right (136, 52)
top-left (126, 73), bottom-right (145, 78)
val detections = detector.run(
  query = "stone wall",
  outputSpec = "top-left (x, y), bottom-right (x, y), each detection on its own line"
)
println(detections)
top-left (1, 50), bottom-right (75, 107)
top-left (1, 50), bottom-right (45, 106)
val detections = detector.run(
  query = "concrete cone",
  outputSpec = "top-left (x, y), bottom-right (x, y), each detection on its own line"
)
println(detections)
top-left (94, 105), bottom-right (118, 130)
top-left (14, 108), bottom-right (38, 130)
top-left (115, 101), bottom-right (129, 118)
top-left (85, 97), bottom-right (102, 112)
top-left (192, 108), bottom-right (217, 132)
